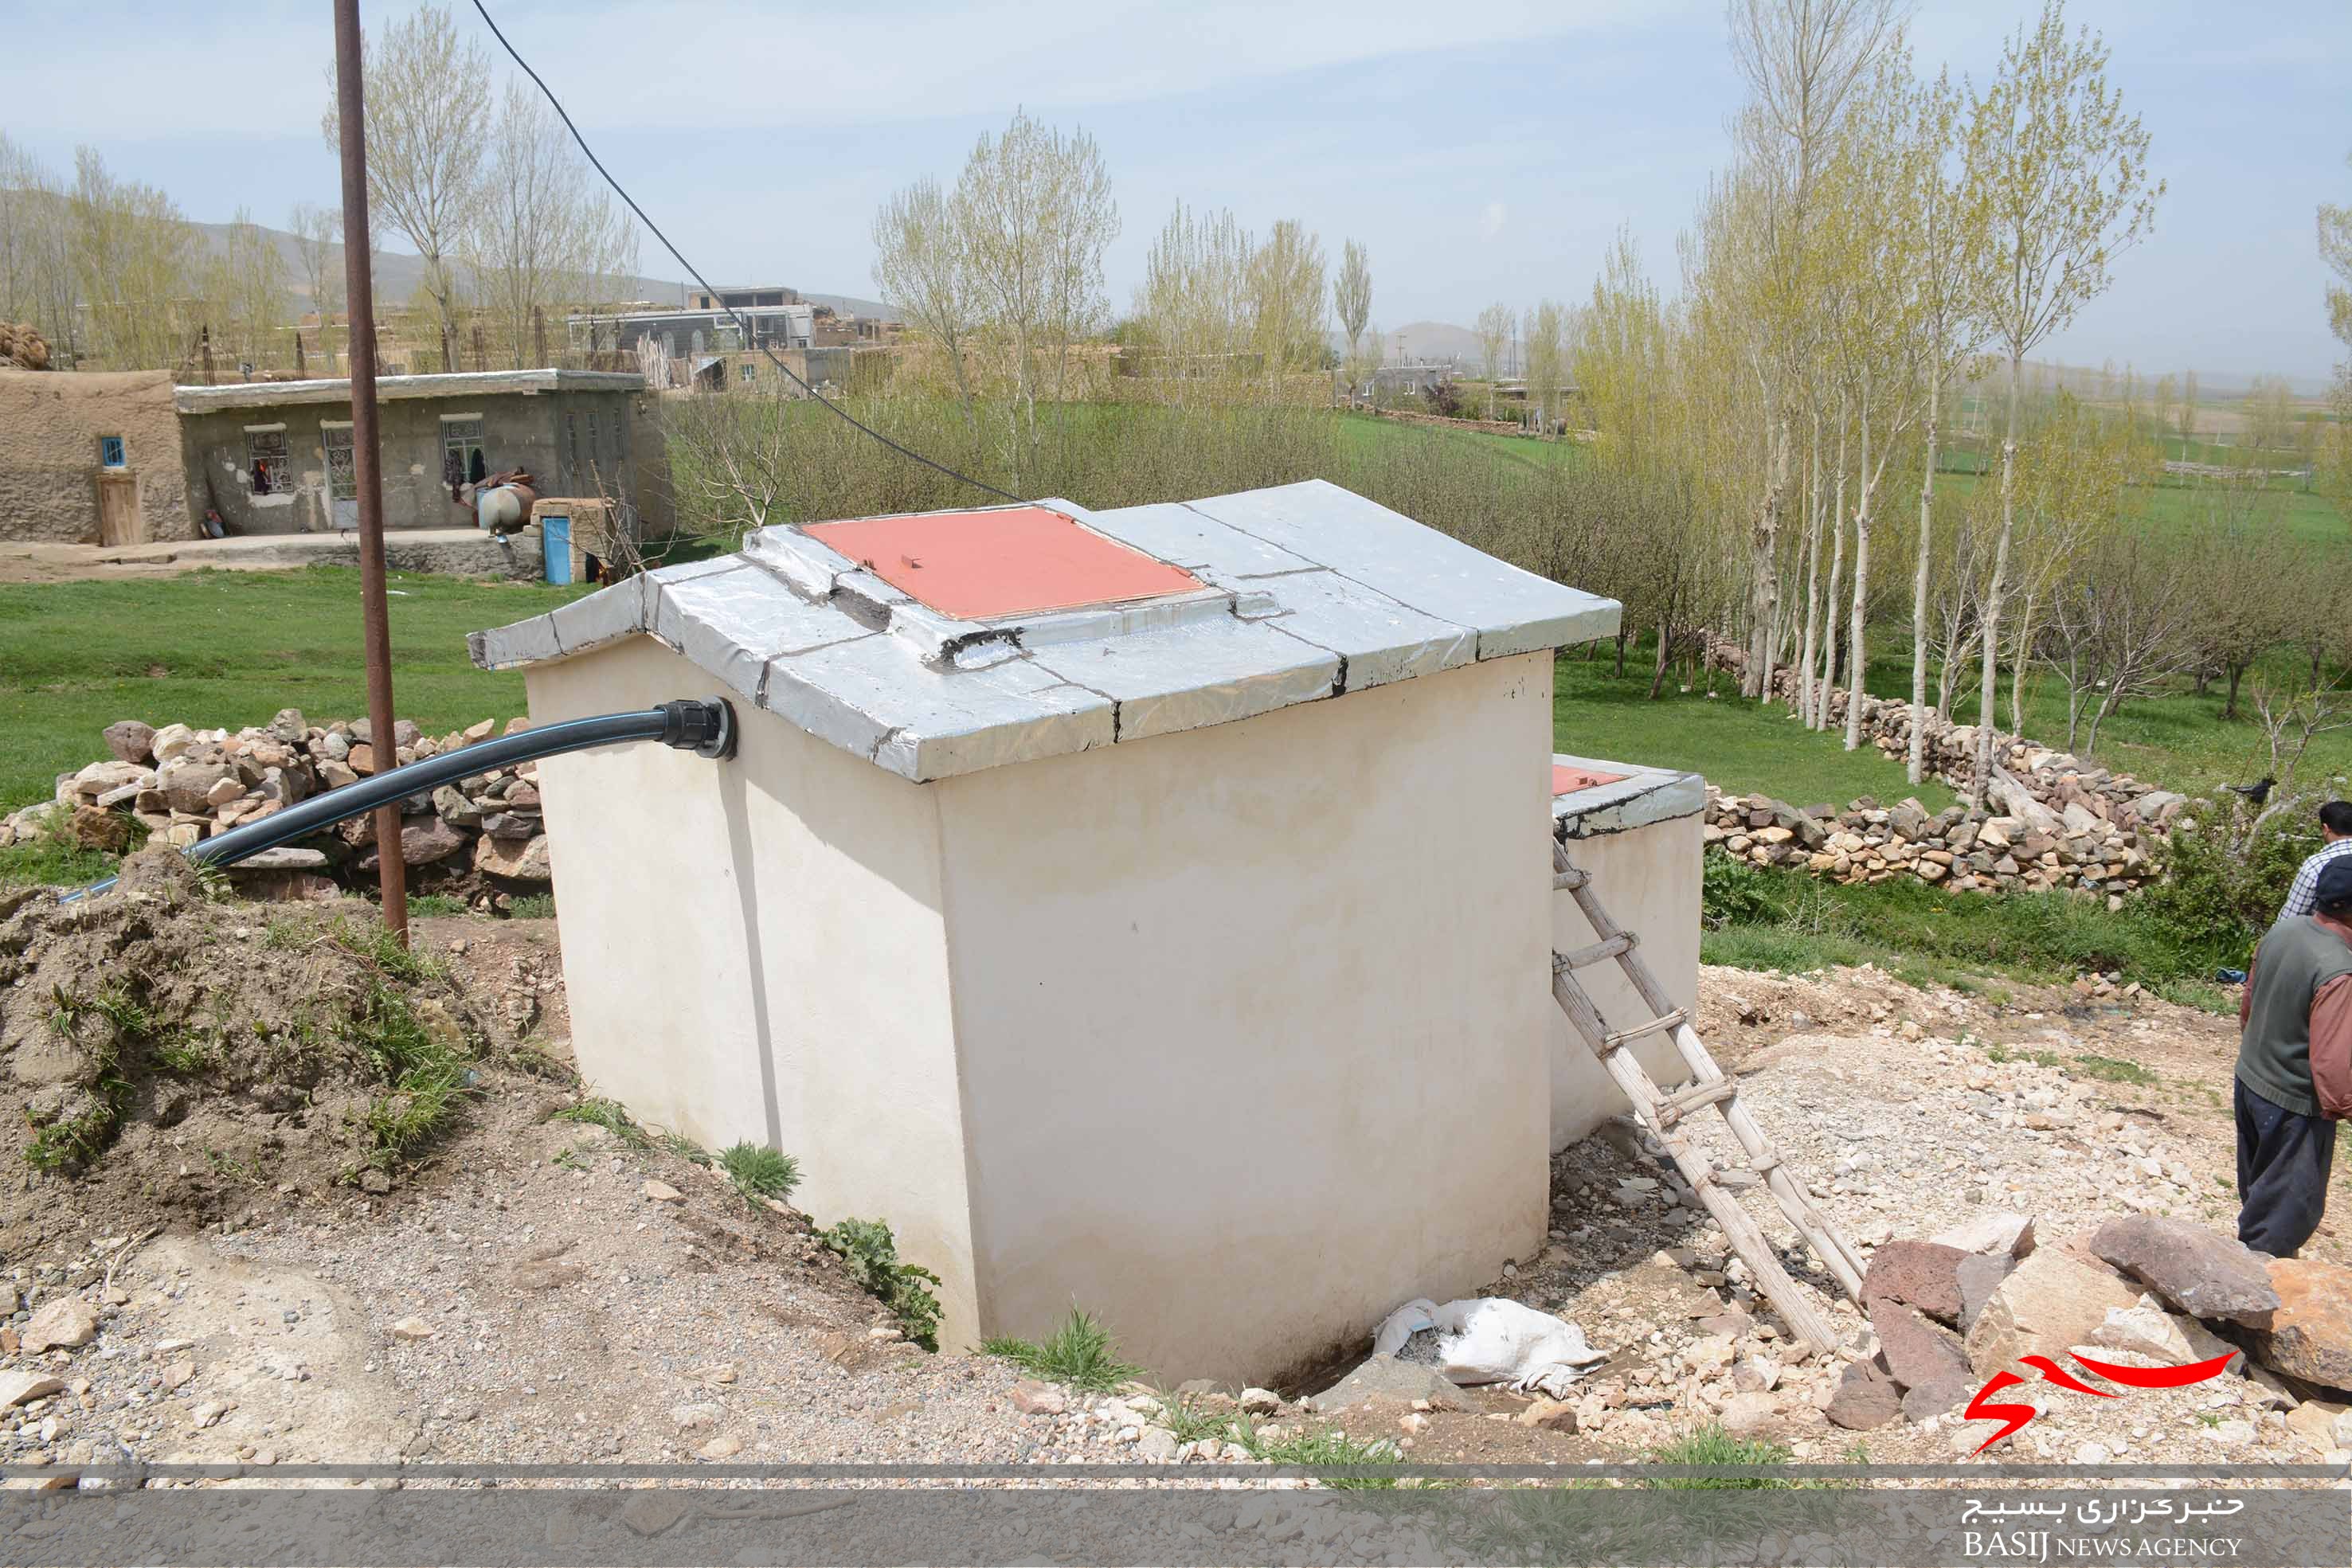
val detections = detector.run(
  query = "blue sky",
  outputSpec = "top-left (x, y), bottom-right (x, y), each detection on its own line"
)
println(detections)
top-left (10, 0), bottom-right (2348, 382)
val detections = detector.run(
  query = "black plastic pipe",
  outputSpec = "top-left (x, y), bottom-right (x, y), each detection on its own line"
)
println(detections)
top-left (65, 698), bottom-right (734, 901)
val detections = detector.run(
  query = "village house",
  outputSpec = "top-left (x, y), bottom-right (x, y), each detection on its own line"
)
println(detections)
top-left (0, 367), bottom-right (661, 550)
top-left (176, 369), bottom-right (649, 537)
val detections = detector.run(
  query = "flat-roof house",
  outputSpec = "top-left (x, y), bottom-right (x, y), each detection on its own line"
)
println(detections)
top-left (174, 370), bottom-right (648, 536)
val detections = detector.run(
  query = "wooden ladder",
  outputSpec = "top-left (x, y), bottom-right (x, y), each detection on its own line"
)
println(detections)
top-left (1549, 837), bottom-right (1867, 1355)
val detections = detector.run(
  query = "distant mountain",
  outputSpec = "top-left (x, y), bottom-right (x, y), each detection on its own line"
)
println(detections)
top-left (191, 220), bottom-right (691, 312)
top-left (804, 291), bottom-right (892, 320)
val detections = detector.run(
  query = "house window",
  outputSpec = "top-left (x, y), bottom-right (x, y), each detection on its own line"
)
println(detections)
top-left (565, 412), bottom-right (580, 487)
top-left (245, 426), bottom-right (289, 495)
top-left (440, 415), bottom-right (487, 487)
top-left (322, 425), bottom-right (357, 501)
top-left (97, 436), bottom-right (126, 469)
top-left (740, 362), bottom-right (757, 384)
top-left (585, 410), bottom-right (602, 486)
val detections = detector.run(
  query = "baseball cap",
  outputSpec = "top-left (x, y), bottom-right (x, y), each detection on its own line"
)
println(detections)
top-left (2316, 857), bottom-right (2352, 911)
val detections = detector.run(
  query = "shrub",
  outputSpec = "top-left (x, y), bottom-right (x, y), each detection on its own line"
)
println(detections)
top-left (820, 1216), bottom-right (944, 1351)
top-left (718, 1140), bottom-right (800, 1201)
top-left (2138, 820), bottom-right (2308, 970)
top-left (1702, 852), bottom-right (1780, 929)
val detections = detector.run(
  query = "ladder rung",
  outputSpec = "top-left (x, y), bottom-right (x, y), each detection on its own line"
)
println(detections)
top-left (1552, 866), bottom-right (1589, 890)
top-left (1653, 1078), bottom-right (1739, 1128)
top-left (1553, 933), bottom-right (1637, 972)
top-left (1603, 1008), bottom-right (1685, 1050)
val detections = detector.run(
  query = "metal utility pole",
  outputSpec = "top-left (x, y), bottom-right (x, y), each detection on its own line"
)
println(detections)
top-left (332, 0), bottom-right (409, 946)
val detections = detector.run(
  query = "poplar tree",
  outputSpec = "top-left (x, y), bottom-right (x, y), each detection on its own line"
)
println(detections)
top-left (1961, 0), bottom-right (2160, 808)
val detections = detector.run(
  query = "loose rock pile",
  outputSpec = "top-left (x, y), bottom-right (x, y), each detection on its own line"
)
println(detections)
top-left (1705, 784), bottom-right (2166, 903)
top-left (1830, 1210), bottom-right (2352, 1453)
top-left (1, 712), bottom-right (550, 902)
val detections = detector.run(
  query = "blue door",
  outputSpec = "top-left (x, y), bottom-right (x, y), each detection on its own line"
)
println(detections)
top-left (542, 513), bottom-right (572, 585)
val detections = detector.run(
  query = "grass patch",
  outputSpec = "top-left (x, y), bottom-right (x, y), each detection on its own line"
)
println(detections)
top-left (331, 917), bottom-right (443, 985)
top-left (1645, 1425), bottom-right (1797, 1489)
top-left (1700, 850), bottom-right (2244, 995)
top-left (819, 1216), bottom-right (944, 1351)
top-left (26, 983), bottom-right (146, 1170)
top-left (0, 823), bottom-right (123, 894)
top-left (661, 1131), bottom-right (710, 1165)
top-left (405, 893), bottom-right (469, 917)
top-left (344, 980), bottom-right (472, 1169)
top-left (153, 1026), bottom-right (225, 1076)
top-left (550, 1097), bottom-right (650, 1149)
top-left (717, 1140), bottom-right (800, 1202)
top-left (506, 893), bottom-right (555, 919)
top-left (978, 1307), bottom-right (1142, 1392)
top-left (0, 566), bottom-right (581, 813)
top-left (2072, 1053), bottom-right (2159, 1085)
top-left (1554, 647), bottom-right (1959, 814)
top-left (1246, 1424), bottom-right (1403, 1488)
top-left (1142, 1389), bottom-right (1241, 1447)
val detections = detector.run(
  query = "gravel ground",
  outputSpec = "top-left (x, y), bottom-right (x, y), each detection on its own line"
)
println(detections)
top-left (2, 940), bottom-right (2345, 1478)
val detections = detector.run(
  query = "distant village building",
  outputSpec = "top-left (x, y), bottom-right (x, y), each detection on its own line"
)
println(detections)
top-left (569, 301), bottom-right (816, 366)
top-left (0, 366), bottom-right (661, 545)
top-left (176, 370), bottom-right (648, 535)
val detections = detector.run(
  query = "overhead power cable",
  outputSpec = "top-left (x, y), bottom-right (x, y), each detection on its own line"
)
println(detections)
top-left (468, 0), bottom-right (1022, 504)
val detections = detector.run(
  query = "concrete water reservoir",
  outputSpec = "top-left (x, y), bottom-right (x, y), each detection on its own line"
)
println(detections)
top-left (472, 478), bottom-right (1626, 1382)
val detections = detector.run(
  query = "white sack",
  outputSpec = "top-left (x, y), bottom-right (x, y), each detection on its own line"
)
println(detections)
top-left (1372, 1296), bottom-right (1607, 1399)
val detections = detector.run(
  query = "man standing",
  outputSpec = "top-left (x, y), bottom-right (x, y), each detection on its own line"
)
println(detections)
top-left (2237, 858), bottom-right (2352, 1256)
top-left (2278, 800), bottom-right (2352, 921)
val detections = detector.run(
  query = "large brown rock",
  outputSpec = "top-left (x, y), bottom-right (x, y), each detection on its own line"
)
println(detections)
top-left (1825, 1359), bottom-right (1901, 1430)
top-left (2248, 1257), bottom-right (2352, 1388)
top-left (64, 804), bottom-right (128, 852)
top-left (1964, 1249), bottom-right (2140, 1377)
top-left (475, 833), bottom-right (552, 882)
top-left (1862, 1241), bottom-right (1969, 1325)
top-left (101, 719), bottom-right (155, 764)
top-left (20, 1295), bottom-right (98, 1353)
top-left (157, 758), bottom-right (235, 815)
top-left (1870, 1300), bottom-right (1974, 1420)
top-left (2090, 1215), bottom-right (2280, 1328)
top-left (1931, 1212), bottom-right (2037, 1260)
top-left (361, 815), bottom-right (467, 869)
top-left (1956, 1253), bottom-right (2019, 1331)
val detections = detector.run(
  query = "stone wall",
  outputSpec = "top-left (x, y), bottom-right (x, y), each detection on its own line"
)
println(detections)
top-left (2, 714), bottom-right (551, 909)
top-left (1700, 669), bottom-right (2194, 901)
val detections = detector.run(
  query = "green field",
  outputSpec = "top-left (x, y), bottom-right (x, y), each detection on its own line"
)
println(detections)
top-left (1554, 647), bottom-right (1957, 811)
top-left (0, 568), bottom-right (585, 811)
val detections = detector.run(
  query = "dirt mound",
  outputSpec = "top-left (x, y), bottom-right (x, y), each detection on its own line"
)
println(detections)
top-left (0, 847), bottom-right (526, 1252)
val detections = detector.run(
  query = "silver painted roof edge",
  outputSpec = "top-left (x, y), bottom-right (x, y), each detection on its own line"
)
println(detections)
top-left (1552, 754), bottom-right (1707, 839)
